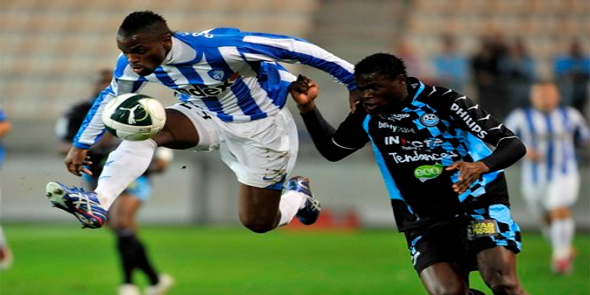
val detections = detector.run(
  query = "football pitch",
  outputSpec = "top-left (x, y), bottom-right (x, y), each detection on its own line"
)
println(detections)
top-left (0, 224), bottom-right (588, 295)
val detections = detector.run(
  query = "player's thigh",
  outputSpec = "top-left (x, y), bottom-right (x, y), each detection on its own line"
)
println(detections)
top-left (238, 184), bottom-right (282, 221)
top-left (406, 220), bottom-right (473, 277)
top-left (521, 182), bottom-right (546, 218)
top-left (476, 246), bottom-right (520, 287)
top-left (219, 108), bottom-right (298, 190)
top-left (420, 262), bottom-right (470, 295)
top-left (156, 102), bottom-right (220, 150)
top-left (108, 193), bottom-right (142, 230)
top-left (545, 175), bottom-right (580, 210)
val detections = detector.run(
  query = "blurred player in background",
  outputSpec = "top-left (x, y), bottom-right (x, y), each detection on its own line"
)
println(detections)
top-left (0, 104), bottom-right (13, 270)
top-left (46, 10), bottom-right (358, 235)
top-left (289, 53), bottom-right (529, 295)
top-left (505, 81), bottom-right (589, 275)
top-left (55, 69), bottom-right (175, 295)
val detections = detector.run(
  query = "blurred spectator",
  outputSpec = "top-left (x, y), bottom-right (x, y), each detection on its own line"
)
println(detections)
top-left (0, 105), bottom-right (13, 270)
top-left (394, 39), bottom-right (430, 83)
top-left (470, 33), bottom-right (509, 119)
top-left (554, 39), bottom-right (590, 118)
top-left (0, 105), bottom-right (10, 167)
top-left (433, 35), bottom-right (468, 93)
top-left (499, 38), bottom-right (537, 111)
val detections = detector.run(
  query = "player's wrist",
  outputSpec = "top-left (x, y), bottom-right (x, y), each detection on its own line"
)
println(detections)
top-left (298, 101), bottom-right (316, 114)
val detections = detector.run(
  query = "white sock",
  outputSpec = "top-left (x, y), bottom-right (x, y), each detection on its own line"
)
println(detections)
top-left (550, 218), bottom-right (575, 259)
top-left (278, 190), bottom-right (307, 226)
top-left (95, 139), bottom-right (157, 209)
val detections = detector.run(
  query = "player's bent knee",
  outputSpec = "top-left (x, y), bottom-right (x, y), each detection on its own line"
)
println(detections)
top-left (485, 275), bottom-right (521, 295)
top-left (488, 281), bottom-right (521, 295)
top-left (426, 284), bottom-right (468, 295)
top-left (242, 220), bottom-right (275, 234)
top-left (549, 207), bottom-right (571, 220)
top-left (157, 109), bottom-right (200, 149)
top-left (239, 215), bottom-right (276, 234)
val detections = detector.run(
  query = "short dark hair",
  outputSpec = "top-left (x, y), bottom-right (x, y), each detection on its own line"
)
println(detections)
top-left (355, 53), bottom-right (407, 79)
top-left (118, 10), bottom-right (171, 37)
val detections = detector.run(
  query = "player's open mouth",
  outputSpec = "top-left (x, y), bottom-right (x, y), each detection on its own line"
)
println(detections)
top-left (131, 67), bottom-right (144, 73)
top-left (363, 102), bottom-right (377, 111)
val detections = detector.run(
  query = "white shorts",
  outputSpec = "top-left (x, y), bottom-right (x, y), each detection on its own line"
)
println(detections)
top-left (168, 101), bottom-right (298, 190)
top-left (521, 174), bottom-right (580, 215)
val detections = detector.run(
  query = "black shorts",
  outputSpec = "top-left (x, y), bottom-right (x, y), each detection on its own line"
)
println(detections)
top-left (404, 204), bottom-right (522, 274)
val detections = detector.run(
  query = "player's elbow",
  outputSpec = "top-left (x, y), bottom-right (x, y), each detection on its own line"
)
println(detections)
top-left (319, 151), bottom-right (347, 162)
top-left (514, 139), bottom-right (527, 160)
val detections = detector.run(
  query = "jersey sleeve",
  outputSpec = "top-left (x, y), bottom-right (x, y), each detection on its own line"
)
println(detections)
top-left (234, 32), bottom-right (356, 91)
top-left (439, 90), bottom-right (526, 171)
top-left (301, 106), bottom-right (368, 161)
top-left (73, 55), bottom-right (148, 149)
top-left (503, 109), bottom-right (525, 139)
top-left (444, 91), bottom-right (518, 147)
top-left (569, 107), bottom-right (590, 145)
top-left (332, 107), bottom-right (371, 150)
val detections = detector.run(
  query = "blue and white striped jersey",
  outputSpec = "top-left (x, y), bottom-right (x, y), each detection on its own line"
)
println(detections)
top-left (74, 28), bottom-right (356, 148)
top-left (505, 106), bottom-right (589, 185)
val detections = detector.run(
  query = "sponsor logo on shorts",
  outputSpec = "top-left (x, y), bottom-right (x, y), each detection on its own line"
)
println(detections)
top-left (466, 219), bottom-right (499, 240)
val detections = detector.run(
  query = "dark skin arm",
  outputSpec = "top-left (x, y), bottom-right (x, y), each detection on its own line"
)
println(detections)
top-left (292, 74), bottom-right (490, 195)
top-left (290, 75), bottom-right (319, 113)
top-left (446, 161), bottom-right (490, 194)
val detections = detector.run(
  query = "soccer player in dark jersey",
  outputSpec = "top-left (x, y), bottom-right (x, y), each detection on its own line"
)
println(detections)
top-left (289, 53), bottom-right (529, 295)
top-left (56, 69), bottom-right (174, 295)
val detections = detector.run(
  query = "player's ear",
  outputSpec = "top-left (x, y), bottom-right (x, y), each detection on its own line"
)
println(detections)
top-left (162, 33), bottom-right (172, 51)
top-left (396, 74), bottom-right (406, 86)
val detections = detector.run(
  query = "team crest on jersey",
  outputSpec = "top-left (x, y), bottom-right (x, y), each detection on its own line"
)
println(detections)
top-left (420, 113), bottom-right (439, 127)
top-left (208, 70), bottom-right (226, 81)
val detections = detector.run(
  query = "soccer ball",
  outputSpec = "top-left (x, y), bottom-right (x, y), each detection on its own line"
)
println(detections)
top-left (102, 93), bottom-right (166, 141)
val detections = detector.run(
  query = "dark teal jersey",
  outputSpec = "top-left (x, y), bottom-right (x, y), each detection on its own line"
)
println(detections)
top-left (329, 78), bottom-right (520, 231)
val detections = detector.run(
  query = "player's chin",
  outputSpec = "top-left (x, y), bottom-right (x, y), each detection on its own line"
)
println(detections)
top-left (132, 67), bottom-right (155, 76)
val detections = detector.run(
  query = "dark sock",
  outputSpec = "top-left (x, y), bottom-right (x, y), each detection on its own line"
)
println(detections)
top-left (116, 229), bottom-right (160, 285)
top-left (116, 229), bottom-right (137, 284)
top-left (134, 237), bottom-right (160, 285)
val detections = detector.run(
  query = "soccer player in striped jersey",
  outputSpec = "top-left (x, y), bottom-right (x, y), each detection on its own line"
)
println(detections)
top-left (46, 10), bottom-right (356, 234)
top-left (289, 53), bottom-right (529, 295)
top-left (505, 81), bottom-right (589, 275)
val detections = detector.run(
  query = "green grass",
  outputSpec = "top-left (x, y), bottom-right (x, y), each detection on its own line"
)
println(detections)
top-left (0, 224), bottom-right (588, 295)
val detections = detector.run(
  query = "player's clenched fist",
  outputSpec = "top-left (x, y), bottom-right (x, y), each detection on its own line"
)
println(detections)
top-left (289, 74), bottom-right (318, 113)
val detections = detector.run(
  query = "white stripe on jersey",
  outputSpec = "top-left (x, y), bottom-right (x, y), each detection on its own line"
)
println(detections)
top-left (242, 53), bottom-right (278, 63)
top-left (216, 46), bottom-right (280, 120)
top-left (505, 106), bottom-right (589, 185)
top-left (243, 35), bottom-right (355, 72)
